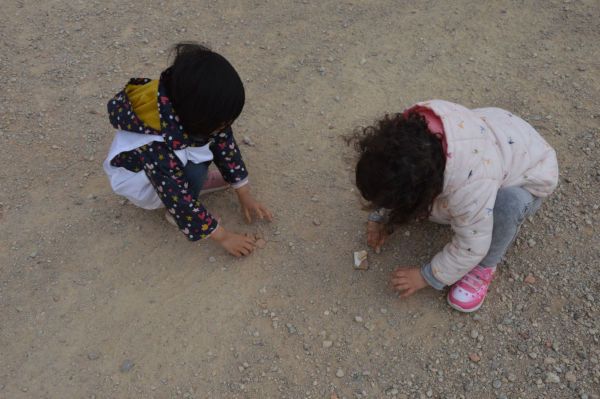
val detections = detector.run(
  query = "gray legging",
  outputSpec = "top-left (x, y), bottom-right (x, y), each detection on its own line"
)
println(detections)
top-left (421, 186), bottom-right (543, 289)
top-left (479, 186), bottom-right (542, 268)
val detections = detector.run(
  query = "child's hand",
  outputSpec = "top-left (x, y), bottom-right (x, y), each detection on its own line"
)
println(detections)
top-left (367, 221), bottom-right (387, 252)
top-left (235, 185), bottom-right (273, 223)
top-left (210, 225), bottom-right (256, 257)
top-left (390, 267), bottom-right (428, 298)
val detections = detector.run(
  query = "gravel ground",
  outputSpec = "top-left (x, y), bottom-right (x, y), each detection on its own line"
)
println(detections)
top-left (1, 1), bottom-right (599, 398)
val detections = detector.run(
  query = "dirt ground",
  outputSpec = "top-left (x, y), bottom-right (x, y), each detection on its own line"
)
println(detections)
top-left (1, 1), bottom-right (599, 398)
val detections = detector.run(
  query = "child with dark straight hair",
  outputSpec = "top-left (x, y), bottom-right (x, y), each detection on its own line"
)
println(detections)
top-left (355, 100), bottom-right (558, 312)
top-left (104, 42), bottom-right (272, 257)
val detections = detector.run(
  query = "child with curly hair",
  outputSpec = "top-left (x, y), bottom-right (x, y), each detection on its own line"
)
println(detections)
top-left (104, 42), bottom-right (272, 257)
top-left (355, 100), bottom-right (558, 312)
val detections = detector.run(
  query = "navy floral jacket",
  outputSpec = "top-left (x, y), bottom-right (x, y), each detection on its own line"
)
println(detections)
top-left (107, 69), bottom-right (248, 240)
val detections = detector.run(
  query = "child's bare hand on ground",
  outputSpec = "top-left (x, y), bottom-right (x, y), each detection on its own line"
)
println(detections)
top-left (390, 267), bottom-right (428, 298)
top-left (235, 185), bottom-right (273, 223)
top-left (367, 220), bottom-right (387, 252)
top-left (210, 226), bottom-right (256, 257)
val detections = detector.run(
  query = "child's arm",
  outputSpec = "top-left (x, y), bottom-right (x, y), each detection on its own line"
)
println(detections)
top-left (140, 141), bottom-right (256, 255)
top-left (429, 179), bottom-right (498, 286)
top-left (391, 180), bottom-right (497, 297)
top-left (140, 142), bottom-right (218, 240)
top-left (209, 127), bottom-right (249, 188)
top-left (210, 127), bottom-right (273, 223)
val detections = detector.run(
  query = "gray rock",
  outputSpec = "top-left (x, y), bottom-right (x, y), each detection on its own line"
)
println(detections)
top-left (336, 368), bottom-right (345, 378)
top-left (564, 371), bottom-right (576, 383)
top-left (545, 372), bottom-right (560, 384)
top-left (286, 323), bottom-right (297, 334)
top-left (120, 359), bottom-right (135, 373)
top-left (87, 352), bottom-right (99, 360)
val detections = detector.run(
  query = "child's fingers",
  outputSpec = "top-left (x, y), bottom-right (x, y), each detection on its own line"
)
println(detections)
top-left (261, 205), bottom-right (274, 221)
top-left (391, 270), bottom-right (406, 278)
top-left (390, 279), bottom-right (409, 289)
top-left (244, 208), bottom-right (252, 223)
top-left (254, 206), bottom-right (265, 220)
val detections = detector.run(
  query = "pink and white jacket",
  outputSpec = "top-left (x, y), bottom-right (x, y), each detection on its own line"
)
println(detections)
top-left (411, 100), bottom-right (558, 285)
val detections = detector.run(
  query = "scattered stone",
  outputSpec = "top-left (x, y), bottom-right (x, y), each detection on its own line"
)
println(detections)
top-left (353, 250), bottom-right (369, 270)
top-left (565, 371), bottom-right (576, 383)
top-left (527, 238), bottom-right (536, 247)
top-left (208, 256), bottom-right (216, 263)
top-left (256, 238), bottom-right (267, 249)
top-left (87, 352), bottom-right (99, 360)
top-left (336, 368), bottom-right (345, 378)
top-left (470, 329), bottom-right (479, 339)
top-left (312, 218), bottom-right (321, 226)
top-left (354, 316), bottom-right (364, 323)
top-left (492, 379), bottom-right (502, 389)
top-left (119, 359), bottom-right (135, 373)
top-left (242, 136), bottom-right (255, 146)
top-left (545, 372), bottom-right (560, 384)
top-left (524, 274), bottom-right (536, 284)
top-left (322, 340), bottom-right (333, 348)
top-left (286, 323), bottom-right (297, 334)
top-left (469, 353), bottom-right (481, 363)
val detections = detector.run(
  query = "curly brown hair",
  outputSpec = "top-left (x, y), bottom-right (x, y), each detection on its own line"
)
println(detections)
top-left (355, 112), bottom-right (446, 225)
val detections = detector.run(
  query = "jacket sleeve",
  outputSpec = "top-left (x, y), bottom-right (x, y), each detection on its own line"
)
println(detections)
top-left (430, 179), bottom-right (498, 285)
top-left (140, 141), bottom-right (218, 241)
top-left (209, 127), bottom-right (249, 189)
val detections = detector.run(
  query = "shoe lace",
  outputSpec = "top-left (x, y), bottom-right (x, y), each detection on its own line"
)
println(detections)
top-left (457, 266), bottom-right (492, 293)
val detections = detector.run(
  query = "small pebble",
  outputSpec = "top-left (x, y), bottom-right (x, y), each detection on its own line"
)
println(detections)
top-left (469, 353), bottom-right (481, 363)
top-left (322, 340), bottom-right (333, 348)
top-left (119, 359), bottom-right (135, 373)
top-left (545, 372), bottom-right (560, 384)
top-left (336, 368), bottom-right (345, 378)
top-left (565, 371), bottom-right (576, 383)
top-left (208, 256), bottom-right (216, 263)
top-left (87, 352), bottom-right (99, 360)
top-left (354, 316), bottom-right (364, 323)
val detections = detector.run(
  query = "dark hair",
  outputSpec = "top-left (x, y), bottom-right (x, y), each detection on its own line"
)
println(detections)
top-left (354, 113), bottom-right (446, 225)
top-left (165, 42), bottom-right (245, 139)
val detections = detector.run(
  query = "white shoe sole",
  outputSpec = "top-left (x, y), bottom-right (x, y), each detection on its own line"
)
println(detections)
top-left (447, 296), bottom-right (484, 313)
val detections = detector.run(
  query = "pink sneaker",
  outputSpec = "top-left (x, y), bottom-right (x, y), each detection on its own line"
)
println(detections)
top-left (447, 265), bottom-right (496, 313)
top-left (200, 170), bottom-right (229, 195)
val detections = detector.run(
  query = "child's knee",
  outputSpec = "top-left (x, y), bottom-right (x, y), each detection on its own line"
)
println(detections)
top-left (493, 187), bottom-right (533, 225)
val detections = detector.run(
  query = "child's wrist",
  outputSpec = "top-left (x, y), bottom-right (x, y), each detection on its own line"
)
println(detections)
top-left (235, 184), bottom-right (251, 196)
top-left (210, 225), bottom-right (227, 242)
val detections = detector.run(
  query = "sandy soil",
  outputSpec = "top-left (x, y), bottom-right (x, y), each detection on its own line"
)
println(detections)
top-left (1, 1), bottom-right (599, 398)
